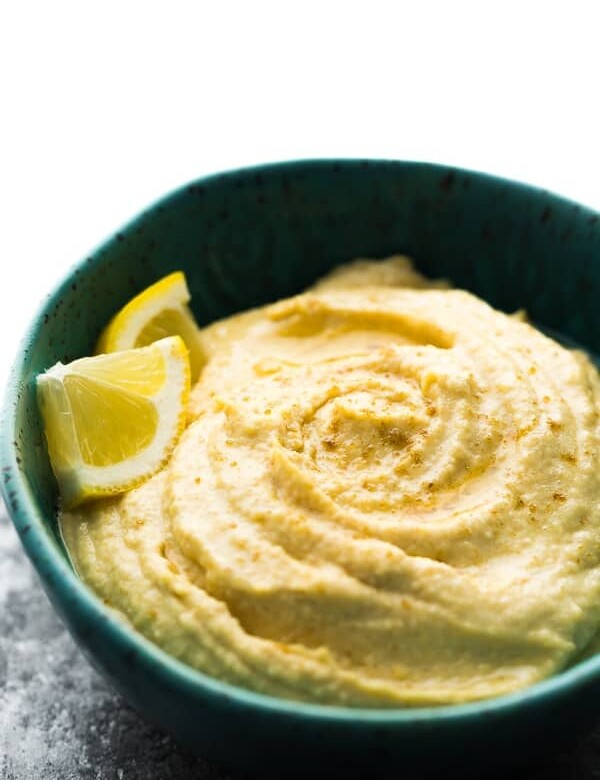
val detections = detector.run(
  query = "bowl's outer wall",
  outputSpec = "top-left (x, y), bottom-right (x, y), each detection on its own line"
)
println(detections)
top-left (4, 160), bottom-right (600, 776)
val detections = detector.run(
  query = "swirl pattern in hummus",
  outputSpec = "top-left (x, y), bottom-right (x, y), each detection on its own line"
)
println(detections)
top-left (61, 257), bottom-right (600, 706)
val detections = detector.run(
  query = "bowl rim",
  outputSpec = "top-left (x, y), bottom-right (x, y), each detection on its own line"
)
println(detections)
top-left (3, 157), bottom-right (600, 725)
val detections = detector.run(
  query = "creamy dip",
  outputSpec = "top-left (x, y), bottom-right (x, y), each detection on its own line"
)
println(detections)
top-left (61, 257), bottom-right (600, 707)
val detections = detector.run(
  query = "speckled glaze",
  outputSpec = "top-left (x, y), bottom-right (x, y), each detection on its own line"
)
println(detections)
top-left (3, 160), bottom-right (600, 778)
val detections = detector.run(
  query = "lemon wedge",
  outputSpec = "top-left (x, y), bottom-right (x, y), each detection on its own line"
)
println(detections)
top-left (37, 336), bottom-right (190, 508)
top-left (96, 271), bottom-right (204, 381)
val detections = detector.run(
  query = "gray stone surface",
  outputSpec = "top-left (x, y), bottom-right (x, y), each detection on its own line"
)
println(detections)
top-left (2, 498), bottom-right (600, 780)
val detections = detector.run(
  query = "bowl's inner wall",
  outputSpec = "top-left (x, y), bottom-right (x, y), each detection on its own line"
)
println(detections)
top-left (11, 161), bottom-right (600, 556)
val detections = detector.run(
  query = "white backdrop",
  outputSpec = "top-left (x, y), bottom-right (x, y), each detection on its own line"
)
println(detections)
top-left (2, 1), bottom-right (600, 388)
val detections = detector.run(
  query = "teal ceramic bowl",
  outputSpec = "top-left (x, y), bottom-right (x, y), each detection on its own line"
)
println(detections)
top-left (3, 160), bottom-right (600, 778)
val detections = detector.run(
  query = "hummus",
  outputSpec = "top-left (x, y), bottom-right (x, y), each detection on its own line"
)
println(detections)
top-left (61, 257), bottom-right (600, 707)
